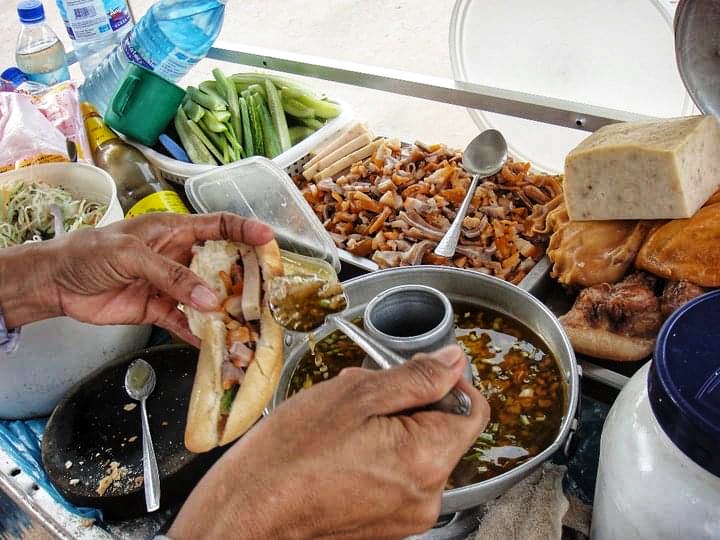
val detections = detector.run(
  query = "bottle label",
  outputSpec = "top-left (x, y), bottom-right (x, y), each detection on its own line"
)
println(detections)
top-left (26, 66), bottom-right (71, 87)
top-left (126, 191), bottom-right (190, 218)
top-left (120, 31), bottom-right (202, 80)
top-left (82, 109), bottom-right (117, 152)
top-left (56, 0), bottom-right (132, 43)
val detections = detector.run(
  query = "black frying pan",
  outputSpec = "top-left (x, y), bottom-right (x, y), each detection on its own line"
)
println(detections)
top-left (42, 344), bottom-right (227, 521)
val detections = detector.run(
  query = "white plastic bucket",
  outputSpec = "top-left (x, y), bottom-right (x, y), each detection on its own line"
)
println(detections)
top-left (0, 163), bottom-right (151, 419)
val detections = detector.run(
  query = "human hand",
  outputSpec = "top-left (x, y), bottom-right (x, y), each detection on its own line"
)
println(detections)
top-left (170, 345), bottom-right (491, 540)
top-left (0, 212), bottom-right (273, 344)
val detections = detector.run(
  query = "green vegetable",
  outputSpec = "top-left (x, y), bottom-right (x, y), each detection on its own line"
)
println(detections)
top-left (299, 117), bottom-right (323, 130)
top-left (265, 79), bottom-right (291, 152)
top-left (213, 68), bottom-right (243, 149)
top-left (174, 107), bottom-right (216, 165)
top-left (220, 385), bottom-right (239, 414)
top-left (278, 85), bottom-right (305, 99)
top-left (288, 126), bottom-right (315, 145)
top-left (187, 86), bottom-right (227, 112)
top-left (186, 117), bottom-right (225, 164)
top-left (230, 73), bottom-right (319, 98)
top-left (281, 95), bottom-right (315, 118)
top-left (297, 95), bottom-right (341, 119)
top-left (198, 80), bottom-right (218, 94)
top-left (247, 84), bottom-right (267, 99)
top-left (226, 142), bottom-right (237, 162)
top-left (256, 95), bottom-right (282, 158)
top-left (175, 73), bottom-right (338, 164)
top-left (200, 110), bottom-right (228, 133)
top-left (199, 118), bottom-right (229, 164)
top-left (247, 94), bottom-right (265, 157)
top-left (224, 124), bottom-right (244, 158)
top-left (183, 100), bottom-right (205, 123)
top-left (239, 97), bottom-right (254, 156)
top-left (211, 110), bottom-right (232, 123)
top-left (519, 414), bottom-right (531, 426)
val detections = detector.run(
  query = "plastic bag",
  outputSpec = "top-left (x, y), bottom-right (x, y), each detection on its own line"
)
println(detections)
top-left (0, 92), bottom-right (70, 173)
top-left (28, 81), bottom-right (93, 164)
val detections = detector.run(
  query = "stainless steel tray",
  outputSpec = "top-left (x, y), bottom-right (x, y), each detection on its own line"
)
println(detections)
top-left (285, 143), bottom-right (554, 295)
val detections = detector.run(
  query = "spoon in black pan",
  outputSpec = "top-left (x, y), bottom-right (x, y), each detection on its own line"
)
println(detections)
top-left (125, 359), bottom-right (161, 512)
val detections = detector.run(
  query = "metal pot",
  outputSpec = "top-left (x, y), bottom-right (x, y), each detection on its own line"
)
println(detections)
top-left (270, 266), bottom-right (580, 513)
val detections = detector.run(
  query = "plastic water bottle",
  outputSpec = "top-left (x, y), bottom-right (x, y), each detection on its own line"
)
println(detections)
top-left (80, 0), bottom-right (226, 115)
top-left (54, 0), bottom-right (134, 76)
top-left (15, 0), bottom-right (71, 86)
top-left (0, 66), bottom-right (49, 94)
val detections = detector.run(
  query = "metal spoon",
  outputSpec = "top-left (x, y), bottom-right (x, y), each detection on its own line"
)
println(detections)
top-left (434, 130), bottom-right (508, 258)
top-left (124, 359), bottom-right (160, 512)
top-left (267, 276), bottom-right (472, 416)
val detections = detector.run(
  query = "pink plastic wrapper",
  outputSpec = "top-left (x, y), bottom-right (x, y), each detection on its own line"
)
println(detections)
top-left (0, 92), bottom-right (70, 173)
top-left (28, 81), bottom-right (93, 165)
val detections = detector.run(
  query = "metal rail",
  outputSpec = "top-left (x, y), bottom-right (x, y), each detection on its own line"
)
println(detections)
top-left (578, 361), bottom-right (630, 391)
top-left (207, 42), bottom-right (658, 133)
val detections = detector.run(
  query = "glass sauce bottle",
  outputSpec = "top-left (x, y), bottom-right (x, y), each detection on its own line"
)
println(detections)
top-left (81, 102), bottom-right (189, 217)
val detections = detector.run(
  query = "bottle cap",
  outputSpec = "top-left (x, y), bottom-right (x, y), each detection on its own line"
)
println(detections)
top-left (17, 0), bottom-right (45, 23)
top-left (650, 289), bottom-right (720, 478)
top-left (0, 67), bottom-right (28, 87)
top-left (80, 101), bottom-right (98, 117)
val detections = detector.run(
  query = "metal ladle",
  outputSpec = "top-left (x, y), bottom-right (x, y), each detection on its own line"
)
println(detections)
top-left (435, 130), bottom-right (508, 258)
top-left (124, 359), bottom-right (160, 512)
top-left (268, 276), bottom-right (472, 416)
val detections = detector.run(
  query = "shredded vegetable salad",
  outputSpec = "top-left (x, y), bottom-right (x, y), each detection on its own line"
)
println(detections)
top-left (0, 181), bottom-right (107, 248)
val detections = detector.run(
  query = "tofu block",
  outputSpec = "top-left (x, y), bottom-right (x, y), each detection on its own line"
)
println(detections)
top-left (564, 116), bottom-right (720, 221)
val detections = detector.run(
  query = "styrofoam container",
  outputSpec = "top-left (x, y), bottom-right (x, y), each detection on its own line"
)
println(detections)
top-left (132, 97), bottom-right (354, 185)
top-left (0, 163), bottom-right (151, 419)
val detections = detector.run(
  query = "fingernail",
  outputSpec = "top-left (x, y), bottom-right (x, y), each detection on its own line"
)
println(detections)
top-left (434, 345), bottom-right (464, 367)
top-left (190, 285), bottom-right (218, 310)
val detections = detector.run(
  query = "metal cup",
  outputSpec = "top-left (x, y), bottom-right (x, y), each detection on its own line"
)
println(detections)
top-left (363, 285), bottom-right (473, 382)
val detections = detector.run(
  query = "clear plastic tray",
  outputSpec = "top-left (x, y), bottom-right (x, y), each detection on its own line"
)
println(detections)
top-left (184, 156), bottom-right (340, 272)
top-left (449, 0), bottom-right (696, 173)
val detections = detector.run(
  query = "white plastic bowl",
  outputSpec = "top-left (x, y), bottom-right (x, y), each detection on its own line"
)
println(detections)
top-left (0, 163), bottom-right (151, 419)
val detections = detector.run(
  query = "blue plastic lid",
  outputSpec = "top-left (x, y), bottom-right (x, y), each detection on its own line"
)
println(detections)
top-left (17, 0), bottom-right (45, 23)
top-left (0, 67), bottom-right (28, 87)
top-left (649, 289), bottom-right (720, 478)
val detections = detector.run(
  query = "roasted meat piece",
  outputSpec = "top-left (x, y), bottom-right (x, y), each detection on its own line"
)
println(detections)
top-left (559, 272), bottom-right (662, 362)
top-left (636, 202), bottom-right (720, 287)
top-left (547, 202), bottom-right (650, 287)
top-left (660, 281), bottom-right (707, 319)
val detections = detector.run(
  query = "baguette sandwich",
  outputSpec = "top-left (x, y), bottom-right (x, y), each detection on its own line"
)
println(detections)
top-left (184, 240), bottom-right (284, 453)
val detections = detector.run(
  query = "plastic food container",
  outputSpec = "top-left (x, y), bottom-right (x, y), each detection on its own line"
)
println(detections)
top-left (0, 163), bottom-right (150, 419)
top-left (184, 156), bottom-right (340, 272)
top-left (132, 97), bottom-right (354, 185)
top-left (592, 290), bottom-right (720, 539)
